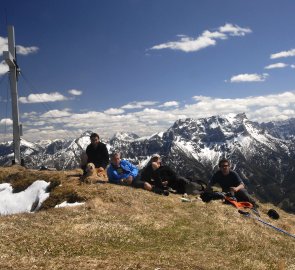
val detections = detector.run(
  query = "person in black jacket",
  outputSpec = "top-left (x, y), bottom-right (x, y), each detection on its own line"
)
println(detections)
top-left (82, 133), bottom-right (109, 174)
top-left (141, 154), bottom-right (200, 194)
top-left (206, 158), bottom-right (257, 205)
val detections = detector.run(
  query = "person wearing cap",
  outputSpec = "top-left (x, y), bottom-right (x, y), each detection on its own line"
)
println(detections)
top-left (206, 158), bottom-right (257, 206)
top-left (82, 133), bottom-right (109, 174)
top-left (107, 152), bottom-right (153, 191)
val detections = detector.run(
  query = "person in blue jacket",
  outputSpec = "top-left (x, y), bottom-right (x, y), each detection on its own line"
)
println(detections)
top-left (107, 152), bottom-right (152, 191)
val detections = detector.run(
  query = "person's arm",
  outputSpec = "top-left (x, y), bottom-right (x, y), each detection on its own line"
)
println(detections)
top-left (229, 171), bottom-right (245, 192)
top-left (86, 145), bottom-right (91, 163)
top-left (230, 183), bottom-right (245, 192)
top-left (205, 173), bottom-right (216, 191)
top-left (125, 161), bottom-right (138, 178)
top-left (140, 165), bottom-right (152, 182)
top-left (107, 165), bottom-right (130, 184)
top-left (101, 144), bottom-right (109, 169)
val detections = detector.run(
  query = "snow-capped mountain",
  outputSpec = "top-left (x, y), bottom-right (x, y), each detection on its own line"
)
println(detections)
top-left (1, 113), bottom-right (295, 212)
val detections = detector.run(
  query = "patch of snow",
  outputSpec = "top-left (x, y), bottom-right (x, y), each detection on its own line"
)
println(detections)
top-left (209, 122), bottom-right (219, 129)
top-left (224, 113), bottom-right (239, 125)
top-left (55, 201), bottom-right (85, 208)
top-left (0, 180), bottom-right (50, 216)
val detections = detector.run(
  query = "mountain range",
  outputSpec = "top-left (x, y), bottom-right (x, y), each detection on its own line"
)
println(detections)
top-left (1, 113), bottom-right (295, 212)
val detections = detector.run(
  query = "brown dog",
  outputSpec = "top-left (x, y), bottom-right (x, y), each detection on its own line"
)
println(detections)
top-left (82, 163), bottom-right (108, 184)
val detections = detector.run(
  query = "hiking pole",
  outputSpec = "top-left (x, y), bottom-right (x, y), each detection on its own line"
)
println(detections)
top-left (239, 210), bottom-right (295, 239)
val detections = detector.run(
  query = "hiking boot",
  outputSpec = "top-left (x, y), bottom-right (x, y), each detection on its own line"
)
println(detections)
top-left (152, 186), bottom-right (168, 196)
top-left (163, 190), bottom-right (169, 196)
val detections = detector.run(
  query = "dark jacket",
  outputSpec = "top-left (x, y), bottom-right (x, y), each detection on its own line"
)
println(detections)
top-left (141, 164), bottom-right (184, 192)
top-left (86, 142), bottom-right (109, 169)
top-left (140, 163), bottom-right (155, 184)
top-left (209, 170), bottom-right (244, 192)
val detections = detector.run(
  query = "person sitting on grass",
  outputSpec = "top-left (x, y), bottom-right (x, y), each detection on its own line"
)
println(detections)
top-left (81, 133), bottom-right (109, 175)
top-left (107, 152), bottom-right (152, 191)
top-left (206, 158), bottom-right (257, 207)
top-left (140, 154), bottom-right (203, 195)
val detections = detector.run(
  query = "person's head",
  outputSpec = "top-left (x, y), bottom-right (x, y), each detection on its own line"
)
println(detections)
top-left (150, 154), bottom-right (161, 165)
top-left (90, 133), bottom-right (99, 146)
top-left (110, 152), bottom-right (121, 167)
top-left (151, 161), bottom-right (160, 171)
top-left (219, 159), bottom-right (231, 175)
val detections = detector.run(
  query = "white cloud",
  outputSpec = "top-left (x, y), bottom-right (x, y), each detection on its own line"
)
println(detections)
top-left (0, 118), bottom-right (13, 125)
top-left (202, 30), bottom-right (227, 40)
top-left (23, 111), bottom-right (38, 118)
top-left (16, 45), bottom-right (39, 55)
top-left (159, 101), bottom-right (179, 107)
top-left (0, 37), bottom-right (8, 55)
top-left (291, 64), bottom-right (295, 69)
top-left (219, 23), bottom-right (252, 36)
top-left (68, 89), bottom-right (82, 96)
top-left (270, 48), bottom-right (295, 59)
top-left (40, 109), bottom-right (71, 118)
top-left (151, 35), bottom-right (216, 52)
top-left (121, 101), bottom-right (158, 109)
top-left (264, 63), bottom-right (288, 69)
top-left (150, 23), bottom-right (251, 53)
top-left (0, 60), bottom-right (9, 75)
top-left (19, 92), bottom-right (68, 103)
top-left (230, 73), bottom-right (269, 83)
top-left (0, 36), bottom-right (39, 56)
top-left (0, 37), bottom-right (39, 55)
top-left (104, 108), bottom-right (125, 115)
top-left (17, 91), bottom-right (295, 142)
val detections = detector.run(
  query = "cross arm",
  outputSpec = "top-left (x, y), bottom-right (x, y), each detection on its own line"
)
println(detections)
top-left (3, 51), bottom-right (16, 68)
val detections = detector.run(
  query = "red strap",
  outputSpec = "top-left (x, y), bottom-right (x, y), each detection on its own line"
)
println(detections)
top-left (224, 196), bottom-right (253, 209)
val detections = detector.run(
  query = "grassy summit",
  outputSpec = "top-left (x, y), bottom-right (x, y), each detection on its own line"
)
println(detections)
top-left (0, 166), bottom-right (295, 269)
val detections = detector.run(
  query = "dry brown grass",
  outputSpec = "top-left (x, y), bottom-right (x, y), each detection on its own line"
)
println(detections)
top-left (0, 166), bottom-right (295, 269)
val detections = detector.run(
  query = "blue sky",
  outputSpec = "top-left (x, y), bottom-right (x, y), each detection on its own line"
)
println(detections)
top-left (0, 0), bottom-right (295, 142)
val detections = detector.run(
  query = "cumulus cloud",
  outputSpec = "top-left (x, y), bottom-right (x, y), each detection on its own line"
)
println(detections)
top-left (0, 118), bottom-right (13, 125)
top-left (68, 89), bottom-right (82, 96)
top-left (270, 48), bottom-right (295, 59)
top-left (159, 101), bottom-right (179, 107)
top-left (264, 63), bottom-right (288, 69)
top-left (150, 23), bottom-right (251, 53)
top-left (0, 36), bottom-right (39, 56)
top-left (230, 73), bottom-right (269, 83)
top-left (40, 109), bottom-right (71, 118)
top-left (219, 23), bottom-right (252, 36)
top-left (104, 108), bottom-right (125, 115)
top-left (0, 60), bottom-right (9, 75)
top-left (291, 64), bottom-right (295, 69)
top-left (151, 35), bottom-right (217, 52)
top-left (0, 37), bottom-right (8, 55)
top-left (121, 101), bottom-right (158, 109)
top-left (18, 91), bottom-right (295, 142)
top-left (16, 45), bottom-right (39, 55)
top-left (19, 92), bottom-right (68, 103)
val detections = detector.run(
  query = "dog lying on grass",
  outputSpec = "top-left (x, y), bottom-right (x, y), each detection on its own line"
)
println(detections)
top-left (81, 163), bottom-right (108, 184)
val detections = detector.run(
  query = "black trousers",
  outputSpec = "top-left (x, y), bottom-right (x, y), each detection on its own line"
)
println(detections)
top-left (235, 188), bottom-right (256, 205)
top-left (131, 175), bottom-right (145, 189)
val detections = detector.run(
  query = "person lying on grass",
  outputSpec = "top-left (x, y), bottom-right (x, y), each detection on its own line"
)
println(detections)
top-left (107, 152), bottom-right (152, 192)
top-left (140, 154), bottom-right (203, 195)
